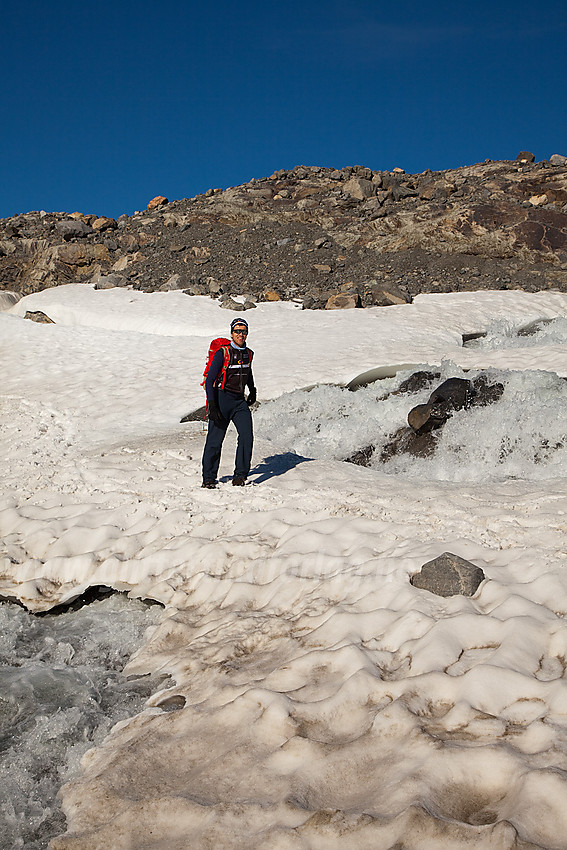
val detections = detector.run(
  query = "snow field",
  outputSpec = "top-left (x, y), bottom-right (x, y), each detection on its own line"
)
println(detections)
top-left (2, 285), bottom-right (567, 848)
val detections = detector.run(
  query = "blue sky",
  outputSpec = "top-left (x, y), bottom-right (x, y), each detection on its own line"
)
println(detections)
top-left (2, 0), bottom-right (566, 219)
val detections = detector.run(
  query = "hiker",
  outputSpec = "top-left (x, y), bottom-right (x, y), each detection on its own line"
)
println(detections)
top-left (201, 318), bottom-right (257, 488)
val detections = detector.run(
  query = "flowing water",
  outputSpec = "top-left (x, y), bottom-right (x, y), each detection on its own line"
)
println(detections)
top-left (0, 594), bottom-right (164, 849)
top-left (256, 363), bottom-right (567, 482)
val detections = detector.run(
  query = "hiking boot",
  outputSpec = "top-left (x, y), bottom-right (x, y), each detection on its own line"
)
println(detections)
top-left (202, 481), bottom-right (217, 489)
top-left (232, 477), bottom-right (246, 486)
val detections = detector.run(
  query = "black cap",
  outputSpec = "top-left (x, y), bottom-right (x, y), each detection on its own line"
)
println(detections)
top-left (231, 317), bottom-right (249, 332)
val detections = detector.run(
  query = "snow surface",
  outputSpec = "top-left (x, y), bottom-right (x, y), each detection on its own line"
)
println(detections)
top-left (2, 284), bottom-right (567, 849)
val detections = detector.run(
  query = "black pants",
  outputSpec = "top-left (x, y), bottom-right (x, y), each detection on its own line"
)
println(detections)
top-left (202, 392), bottom-right (253, 483)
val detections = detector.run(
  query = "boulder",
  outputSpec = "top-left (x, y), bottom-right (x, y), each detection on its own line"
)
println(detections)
top-left (410, 552), bottom-right (486, 597)
top-left (392, 183), bottom-right (418, 202)
top-left (219, 297), bottom-right (247, 311)
top-left (147, 196), bottom-right (168, 210)
top-left (325, 293), bottom-right (359, 309)
top-left (159, 274), bottom-right (186, 291)
top-left (408, 377), bottom-right (475, 433)
top-left (362, 282), bottom-right (410, 307)
top-left (263, 290), bottom-right (281, 301)
top-left (342, 177), bottom-right (375, 200)
top-left (92, 216), bottom-right (117, 231)
top-left (550, 154), bottom-right (567, 166)
top-left (516, 151), bottom-right (535, 163)
top-left (54, 220), bottom-right (93, 240)
top-left (93, 273), bottom-right (127, 290)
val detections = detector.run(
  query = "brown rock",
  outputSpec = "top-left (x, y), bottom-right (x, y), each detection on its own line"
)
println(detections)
top-left (53, 243), bottom-right (109, 265)
top-left (516, 151), bottom-right (535, 163)
top-left (325, 293), bottom-right (359, 309)
top-left (24, 310), bottom-right (54, 323)
top-left (92, 216), bottom-right (117, 231)
top-left (263, 290), bottom-right (281, 301)
top-left (147, 195), bottom-right (169, 210)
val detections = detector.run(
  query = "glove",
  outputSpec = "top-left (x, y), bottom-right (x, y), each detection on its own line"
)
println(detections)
top-left (247, 388), bottom-right (257, 407)
top-left (208, 400), bottom-right (226, 428)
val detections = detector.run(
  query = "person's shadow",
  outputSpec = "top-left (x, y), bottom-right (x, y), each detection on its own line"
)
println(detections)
top-left (249, 452), bottom-right (312, 484)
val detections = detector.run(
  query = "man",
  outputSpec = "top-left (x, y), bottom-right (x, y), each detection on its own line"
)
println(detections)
top-left (201, 318), bottom-right (257, 488)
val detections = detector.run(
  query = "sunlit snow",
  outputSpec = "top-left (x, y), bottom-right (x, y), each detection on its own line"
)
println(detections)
top-left (2, 283), bottom-right (567, 849)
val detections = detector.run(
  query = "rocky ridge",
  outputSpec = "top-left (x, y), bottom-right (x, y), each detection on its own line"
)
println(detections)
top-left (2, 153), bottom-right (567, 309)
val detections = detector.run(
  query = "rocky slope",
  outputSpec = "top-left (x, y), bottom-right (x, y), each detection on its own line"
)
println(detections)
top-left (2, 153), bottom-right (567, 309)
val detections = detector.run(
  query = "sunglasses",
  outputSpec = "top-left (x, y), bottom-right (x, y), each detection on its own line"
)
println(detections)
top-left (233, 328), bottom-right (248, 335)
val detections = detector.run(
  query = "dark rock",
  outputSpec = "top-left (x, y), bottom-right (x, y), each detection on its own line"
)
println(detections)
top-left (344, 445), bottom-right (375, 467)
top-left (462, 331), bottom-right (486, 344)
top-left (54, 220), bottom-right (93, 240)
top-left (380, 426), bottom-right (439, 461)
top-left (361, 281), bottom-right (411, 307)
top-left (410, 552), bottom-right (486, 597)
top-left (392, 184), bottom-right (418, 202)
top-left (5, 221), bottom-right (23, 237)
top-left (397, 370), bottom-right (440, 394)
top-left (180, 405), bottom-right (207, 423)
top-left (25, 310), bottom-right (54, 323)
top-left (220, 297), bottom-right (247, 311)
top-left (408, 378), bottom-right (475, 433)
top-left (516, 151), bottom-right (535, 163)
top-left (471, 374), bottom-right (504, 406)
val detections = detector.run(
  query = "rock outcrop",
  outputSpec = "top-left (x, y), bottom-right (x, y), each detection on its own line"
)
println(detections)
top-left (2, 156), bottom-right (567, 306)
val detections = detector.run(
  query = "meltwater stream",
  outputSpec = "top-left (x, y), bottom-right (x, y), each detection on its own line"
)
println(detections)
top-left (256, 366), bottom-right (567, 483)
top-left (0, 594), bottom-right (164, 849)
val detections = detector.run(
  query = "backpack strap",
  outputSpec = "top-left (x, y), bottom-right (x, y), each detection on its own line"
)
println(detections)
top-left (214, 346), bottom-right (231, 390)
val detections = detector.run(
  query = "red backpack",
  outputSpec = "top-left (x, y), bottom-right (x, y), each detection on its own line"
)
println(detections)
top-left (201, 337), bottom-right (231, 390)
